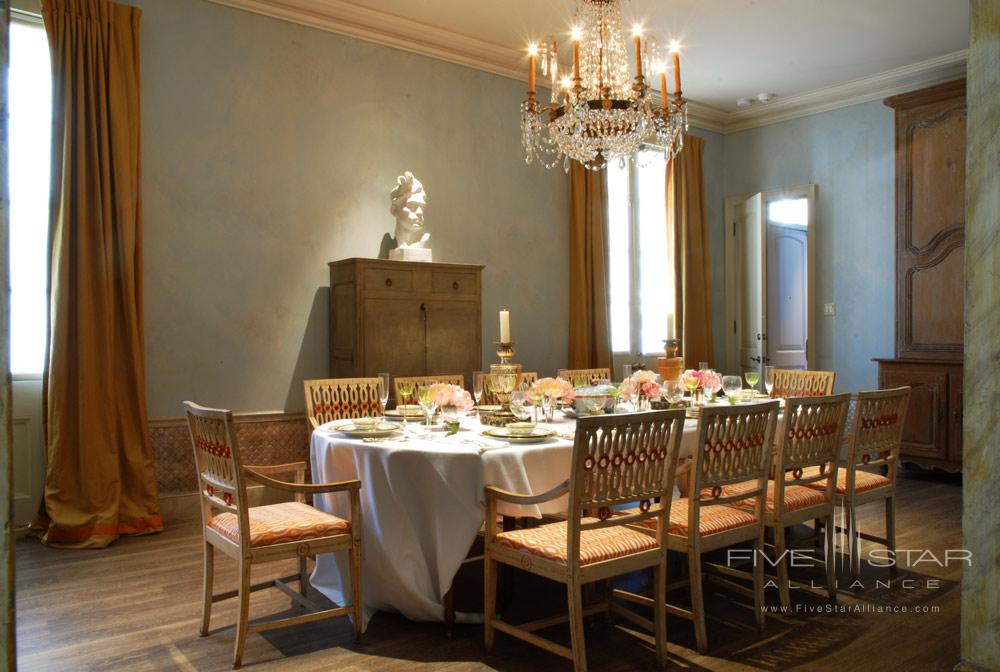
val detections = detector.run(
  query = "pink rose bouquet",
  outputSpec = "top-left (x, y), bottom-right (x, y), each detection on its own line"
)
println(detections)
top-left (700, 370), bottom-right (723, 399)
top-left (621, 370), bottom-right (662, 404)
top-left (428, 383), bottom-right (475, 412)
top-left (531, 377), bottom-right (576, 403)
top-left (681, 369), bottom-right (704, 391)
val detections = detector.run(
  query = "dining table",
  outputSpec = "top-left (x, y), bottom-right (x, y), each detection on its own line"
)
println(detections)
top-left (308, 408), bottom-right (708, 629)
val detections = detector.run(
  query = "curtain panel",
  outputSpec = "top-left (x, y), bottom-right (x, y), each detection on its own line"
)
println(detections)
top-left (34, 0), bottom-right (161, 548)
top-left (667, 135), bottom-right (715, 369)
top-left (567, 163), bottom-right (613, 370)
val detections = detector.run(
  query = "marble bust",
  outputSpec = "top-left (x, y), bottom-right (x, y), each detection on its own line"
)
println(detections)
top-left (389, 171), bottom-right (432, 261)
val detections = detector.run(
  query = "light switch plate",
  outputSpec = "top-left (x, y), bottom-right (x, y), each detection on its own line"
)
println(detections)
top-left (824, 303), bottom-right (836, 316)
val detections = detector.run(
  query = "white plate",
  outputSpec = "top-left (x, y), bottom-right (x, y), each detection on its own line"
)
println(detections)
top-left (483, 427), bottom-right (556, 443)
top-left (328, 421), bottom-right (401, 438)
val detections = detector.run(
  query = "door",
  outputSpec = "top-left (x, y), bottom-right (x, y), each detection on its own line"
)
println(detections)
top-left (425, 300), bottom-right (481, 386)
top-left (12, 379), bottom-right (45, 527)
top-left (736, 194), bottom-right (765, 378)
top-left (766, 224), bottom-right (808, 370)
top-left (881, 365), bottom-right (949, 461)
top-left (363, 298), bottom-right (426, 378)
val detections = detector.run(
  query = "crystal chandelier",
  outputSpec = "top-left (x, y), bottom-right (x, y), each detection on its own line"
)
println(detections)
top-left (520, 0), bottom-right (688, 172)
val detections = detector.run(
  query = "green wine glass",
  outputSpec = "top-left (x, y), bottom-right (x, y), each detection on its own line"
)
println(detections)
top-left (744, 371), bottom-right (760, 391)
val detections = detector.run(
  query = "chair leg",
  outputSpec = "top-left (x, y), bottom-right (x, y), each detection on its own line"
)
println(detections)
top-left (847, 502), bottom-right (861, 580)
top-left (774, 525), bottom-right (791, 611)
top-left (351, 541), bottom-right (363, 643)
top-left (232, 560), bottom-right (252, 670)
top-left (654, 562), bottom-right (668, 668)
top-left (753, 533), bottom-right (766, 633)
top-left (687, 552), bottom-right (708, 654)
top-left (885, 496), bottom-right (896, 578)
top-left (567, 581), bottom-right (588, 672)
top-left (298, 556), bottom-right (310, 602)
top-left (200, 541), bottom-right (214, 636)
top-left (824, 514), bottom-right (836, 600)
top-left (484, 556), bottom-right (497, 652)
top-left (444, 587), bottom-right (456, 638)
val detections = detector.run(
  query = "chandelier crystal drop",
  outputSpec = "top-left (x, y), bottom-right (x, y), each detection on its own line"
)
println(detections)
top-left (520, 0), bottom-right (688, 172)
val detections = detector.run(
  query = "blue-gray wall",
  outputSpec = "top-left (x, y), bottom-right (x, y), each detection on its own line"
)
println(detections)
top-left (720, 100), bottom-right (897, 394)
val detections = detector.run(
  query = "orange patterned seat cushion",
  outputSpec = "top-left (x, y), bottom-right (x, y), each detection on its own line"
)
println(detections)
top-left (208, 502), bottom-right (350, 548)
top-left (717, 480), bottom-right (830, 513)
top-left (493, 520), bottom-right (658, 565)
top-left (800, 466), bottom-right (891, 494)
top-left (622, 499), bottom-right (758, 537)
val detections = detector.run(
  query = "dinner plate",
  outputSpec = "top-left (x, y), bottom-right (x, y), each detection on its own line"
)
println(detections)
top-left (328, 421), bottom-right (401, 438)
top-left (476, 405), bottom-right (502, 413)
top-left (482, 427), bottom-right (557, 443)
top-left (385, 406), bottom-right (426, 419)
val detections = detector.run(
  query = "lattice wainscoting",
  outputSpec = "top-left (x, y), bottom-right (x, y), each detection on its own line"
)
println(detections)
top-left (151, 412), bottom-right (310, 496)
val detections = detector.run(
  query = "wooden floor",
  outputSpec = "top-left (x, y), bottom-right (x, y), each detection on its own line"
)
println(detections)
top-left (16, 468), bottom-right (962, 672)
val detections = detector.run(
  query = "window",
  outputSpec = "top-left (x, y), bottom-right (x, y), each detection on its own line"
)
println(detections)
top-left (767, 197), bottom-right (808, 227)
top-left (607, 148), bottom-right (675, 356)
top-left (9, 18), bottom-right (52, 375)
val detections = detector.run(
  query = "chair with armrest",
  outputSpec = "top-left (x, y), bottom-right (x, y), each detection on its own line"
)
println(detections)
top-left (185, 401), bottom-right (363, 668)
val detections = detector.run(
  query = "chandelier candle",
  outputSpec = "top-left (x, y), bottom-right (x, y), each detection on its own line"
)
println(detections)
top-left (670, 40), bottom-right (682, 98)
top-left (527, 43), bottom-right (537, 97)
top-left (633, 26), bottom-right (643, 81)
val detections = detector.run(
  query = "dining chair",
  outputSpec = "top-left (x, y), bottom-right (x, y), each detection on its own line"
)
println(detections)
top-left (557, 368), bottom-right (612, 386)
top-left (769, 369), bottom-right (836, 398)
top-left (720, 393), bottom-right (851, 609)
top-left (184, 401), bottom-right (363, 669)
top-left (802, 387), bottom-right (910, 578)
top-left (622, 402), bottom-right (779, 653)
top-left (393, 374), bottom-right (465, 405)
top-left (484, 410), bottom-right (686, 672)
top-left (303, 377), bottom-right (383, 429)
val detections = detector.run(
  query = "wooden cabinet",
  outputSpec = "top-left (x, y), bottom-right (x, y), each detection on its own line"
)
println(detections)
top-left (877, 80), bottom-right (965, 473)
top-left (329, 258), bottom-right (484, 391)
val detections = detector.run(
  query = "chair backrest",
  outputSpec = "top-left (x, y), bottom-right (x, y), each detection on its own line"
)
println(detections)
top-left (481, 371), bottom-right (537, 405)
top-left (558, 368), bottom-right (612, 387)
top-left (770, 369), bottom-right (836, 398)
top-left (303, 377), bottom-right (383, 429)
top-left (843, 387), bottom-right (911, 490)
top-left (566, 410), bottom-right (686, 563)
top-left (184, 401), bottom-right (250, 547)
top-left (771, 393), bottom-right (852, 513)
top-left (690, 402), bottom-right (780, 530)
top-left (394, 374), bottom-right (464, 405)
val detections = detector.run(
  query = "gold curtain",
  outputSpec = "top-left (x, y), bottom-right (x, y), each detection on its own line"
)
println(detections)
top-left (34, 0), bottom-right (161, 548)
top-left (667, 135), bottom-right (715, 368)
top-left (568, 163), bottom-right (612, 369)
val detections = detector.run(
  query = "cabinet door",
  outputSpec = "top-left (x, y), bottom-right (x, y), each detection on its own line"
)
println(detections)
top-left (949, 370), bottom-right (963, 461)
top-left (881, 367), bottom-right (948, 460)
top-left (363, 298), bottom-right (426, 377)
top-left (425, 300), bottom-right (481, 385)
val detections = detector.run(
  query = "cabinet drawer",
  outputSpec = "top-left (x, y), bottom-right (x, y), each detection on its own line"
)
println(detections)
top-left (364, 267), bottom-right (413, 293)
top-left (432, 270), bottom-right (477, 296)
top-left (879, 365), bottom-right (948, 461)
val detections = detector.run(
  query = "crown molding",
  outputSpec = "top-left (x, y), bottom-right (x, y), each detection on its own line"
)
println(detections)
top-left (723, 50), bottom-right (968, 133)
top-left (204, 0), bottom-right (967, 135)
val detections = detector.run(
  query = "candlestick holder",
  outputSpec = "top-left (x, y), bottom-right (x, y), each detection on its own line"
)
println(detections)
top-left (664, 338), bottom-right (680, 358)
top-left (490, 341), bottom-right (522, 376)
top-left (658, 338), bottom-right (684, 384)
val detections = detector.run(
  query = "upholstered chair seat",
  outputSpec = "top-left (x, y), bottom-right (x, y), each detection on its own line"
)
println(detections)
top-left (622, 499), bottom-right (759, 537)
top-left (208, 501), bottom-right (351, 548)
top-left (493, 519), bottom-right (658, 566)
top-left (713, 481), bottom-right (830, 514)
top-left (799, 466), bottom-right (891, 494)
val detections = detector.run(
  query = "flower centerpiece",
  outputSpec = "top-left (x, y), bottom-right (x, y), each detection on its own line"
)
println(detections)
top-left (700, 370), bottom-right (723, 403)
top-left (428, 383), bottom-right (474, 435)
top-left (530, 377), bottom-right (575, 421)
top-left (681, 369), bottom-right (704, 406)
top-left (621, 370), bottom-right (663, 411)
top-left (681, 369), bottom-right (722, 406)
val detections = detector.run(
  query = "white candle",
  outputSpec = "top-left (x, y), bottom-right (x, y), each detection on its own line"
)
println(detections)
top-left (500, 310), bottom-right (511, 343)
top-left (667, 313), bottom-right (676, 340)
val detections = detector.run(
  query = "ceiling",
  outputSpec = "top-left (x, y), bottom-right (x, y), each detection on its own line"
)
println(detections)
top-left (212, 0), bottom-right (969, 131)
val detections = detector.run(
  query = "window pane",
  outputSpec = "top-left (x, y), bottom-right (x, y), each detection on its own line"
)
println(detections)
top-left (9, 21), bottom-right (52, 375)
top-left (606, 161), bottom-right (630, 353)
top-left (636, 149), bottom-right (672, 354)
top-left (768, 198), bottom-right (808, 226)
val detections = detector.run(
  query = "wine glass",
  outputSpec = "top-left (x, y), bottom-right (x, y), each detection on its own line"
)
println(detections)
top-left (764, 365), bottom-right (776, 397)
top-left (744, 370), bottom-right (760, 392)
top-left (664, 380), bottom-right (685, 405)
top-left (722, 375), bottom-right (743, 404)
top-left (622, 364), bottom-right (633, 382)
top-left (472, 371), bottom-right (484, 406)
top-left (397, 380), bottom-right (414, 407)
top-left (378, 372), bottom-right (390, 412)
top-left (703, 370), bottom-right (723, 402)
top-left (417, 383), bottom-right (437, 428)
top-left (509, 391), bottom-right (533, 424)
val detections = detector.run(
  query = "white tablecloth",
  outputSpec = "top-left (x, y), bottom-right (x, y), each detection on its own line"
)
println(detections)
top-left (309, 413), bottom-right (701, 627)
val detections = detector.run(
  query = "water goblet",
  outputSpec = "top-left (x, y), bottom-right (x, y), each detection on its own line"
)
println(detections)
top-left (722, 375), bottom-right (743, 405)
top-left (764, 365), bottom-right (775, 396)
top-left (397, 380), bottom-right (415, 407)
top-left (509, 391), bottom-right (533, 424)
top-left (664, 380), bottom-right (685, 405)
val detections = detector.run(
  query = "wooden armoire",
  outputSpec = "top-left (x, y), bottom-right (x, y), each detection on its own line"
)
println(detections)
top-left (329, 258), bottom-right (484, 392)
top-left (876, 80), bottom-right (966, 472)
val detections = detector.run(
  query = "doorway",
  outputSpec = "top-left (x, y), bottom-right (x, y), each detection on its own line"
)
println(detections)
top-left (724, 185), bottom-right (816, 378)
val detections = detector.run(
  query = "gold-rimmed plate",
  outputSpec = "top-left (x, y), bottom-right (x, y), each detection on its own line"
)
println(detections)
top-left (328, 421), bottom-right (401, 438)
top-left (385, 405), bottom-right (425, 419)
top-left (482, 427), bottom-right (557, 443)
